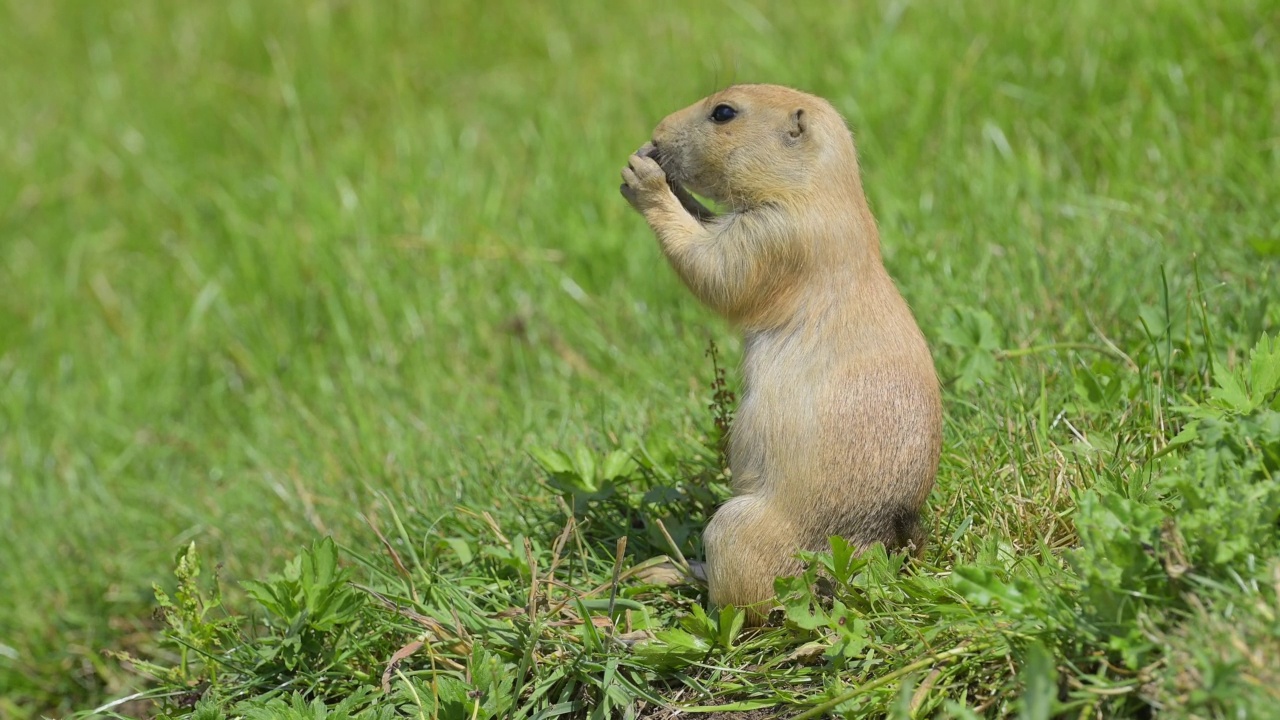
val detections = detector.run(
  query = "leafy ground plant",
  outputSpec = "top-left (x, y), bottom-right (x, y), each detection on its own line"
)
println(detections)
top-left (91, 333), bottom-right (1280, 718)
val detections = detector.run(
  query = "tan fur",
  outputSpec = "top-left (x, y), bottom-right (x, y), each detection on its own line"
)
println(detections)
top-left (620, 84), bottom-right (942, 623)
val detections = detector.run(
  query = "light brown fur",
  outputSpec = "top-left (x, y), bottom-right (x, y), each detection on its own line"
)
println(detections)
top-left (620, 84), bottom-right (942, 623)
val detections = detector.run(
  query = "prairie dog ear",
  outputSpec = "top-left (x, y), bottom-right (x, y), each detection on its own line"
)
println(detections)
top-left (786, 108), bottom-right (806, 143)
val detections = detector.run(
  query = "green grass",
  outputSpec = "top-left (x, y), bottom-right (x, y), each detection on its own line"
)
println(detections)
top-left (1, 0), bottom-right (1278, 717)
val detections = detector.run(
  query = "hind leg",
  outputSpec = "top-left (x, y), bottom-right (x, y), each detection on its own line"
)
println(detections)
top-left (703, 494), bottom-right (802, 624)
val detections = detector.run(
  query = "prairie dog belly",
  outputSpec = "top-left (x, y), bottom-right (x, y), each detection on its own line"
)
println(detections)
top-left (728, 327), bottom-right (825, 498)
top-left (732, 325), bottom-right (937, 548)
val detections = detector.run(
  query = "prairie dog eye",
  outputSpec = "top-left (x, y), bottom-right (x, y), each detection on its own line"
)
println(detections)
top-left (710, 104), bottom-right (738, 123)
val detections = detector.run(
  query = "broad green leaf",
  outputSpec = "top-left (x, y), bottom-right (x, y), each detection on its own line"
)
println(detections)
top-left (1017, 641), bottom-right (1057, 720)
top-left (951, 566), bottom-right (1040, 612)
top-left (600, 449), bottom-right (637, 481)
top-left (630, 628), bottom-right (711, 670)
top-left (1211, 371), bottom-right (1251, 412)
top-left (1248, 333), bottom-right (1280, 401)
top-left (716, 605), bottom-right (744, 649)
top-left (572, 445), bottom-right (598, 488)
top-left (444, 537), bottom-right (473, 565)
top-left (528, 447), bottom-right (575, 475)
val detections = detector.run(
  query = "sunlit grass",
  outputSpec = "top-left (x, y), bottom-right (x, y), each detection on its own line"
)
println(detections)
top-left (0, 0), bottom-right (1277, 716)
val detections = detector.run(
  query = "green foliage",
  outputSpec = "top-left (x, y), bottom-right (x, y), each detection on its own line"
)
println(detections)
top-left (1066, 333), bottom-right (1280, 707)
top-left (149, 543), bottom-right (237, 684)
top-left (118, 539), bottom-right (381, 716)
top-left (1201, 333), bottom-right (1280, 415)
top-left (240, 537), bottom-right (367, 670)
top-left (529, 437), bottom-right (726, 557)
top-left (230, 689), bottom-right (396, 720)
top-left (939, 306), bottom-right (1003, 390)
top-left (1016, 642), bottom-right (1058, 720)
top-left (75, 336), bottom-right (1280, 718)
top-left (101, 339), bottom-right (1280, 718)
top-left (526, 339), bottom-right (738, 558)
top-left (528, 445), bottom-right (640, 512)
top-left (1145, 575), bottom-right (1280, 717)
top-left (1068, 335), bottom-right (1280, 658)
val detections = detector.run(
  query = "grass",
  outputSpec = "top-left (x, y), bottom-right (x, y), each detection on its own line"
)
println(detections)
top-left (1, 0), bottom-right (1278, 716)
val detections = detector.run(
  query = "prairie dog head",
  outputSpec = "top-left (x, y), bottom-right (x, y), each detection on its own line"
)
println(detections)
top-left (648, 84), bottom-right (859, 210)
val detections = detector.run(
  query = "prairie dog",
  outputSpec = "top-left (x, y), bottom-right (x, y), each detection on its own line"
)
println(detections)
top-left (620, 84), bottom-right (942, 622)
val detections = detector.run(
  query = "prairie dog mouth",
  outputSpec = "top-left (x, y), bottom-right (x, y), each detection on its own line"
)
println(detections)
top-left (640, 141), bottom-right (712, 214)
top-left (638, 141), bottom-right (661, 161)
top-left (642, 142), bottom-right (689, 191)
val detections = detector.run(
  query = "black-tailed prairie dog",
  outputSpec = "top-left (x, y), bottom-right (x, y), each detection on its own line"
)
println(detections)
top-left (620, 84), bottom-right (942, 622)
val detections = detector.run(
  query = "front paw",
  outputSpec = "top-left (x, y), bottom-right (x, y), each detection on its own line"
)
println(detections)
top-left (620, 149), bottom-right (670, 213)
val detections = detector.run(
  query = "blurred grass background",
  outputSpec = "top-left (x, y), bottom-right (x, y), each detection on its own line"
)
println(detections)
top-left (0, 0), bottom-right (1276, 713)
